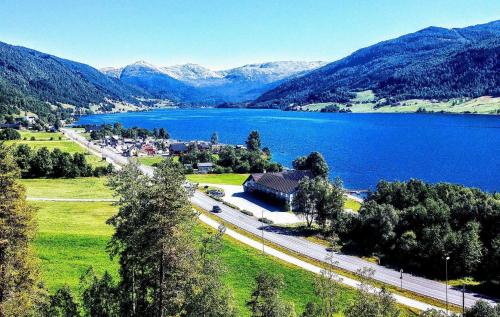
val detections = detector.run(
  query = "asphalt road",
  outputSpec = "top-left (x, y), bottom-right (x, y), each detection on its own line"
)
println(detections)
top-left (62, 128), bottom-right (497, 308)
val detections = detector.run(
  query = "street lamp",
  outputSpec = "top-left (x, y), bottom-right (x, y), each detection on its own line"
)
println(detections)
top-left (261, 209), bottom-right (265, 254)
top-left (462, 283), bottom-right (465, 317)
top-left (400, 269), bottom-right (403, 290)
top-left (445, 256), bottom-right (450, 315)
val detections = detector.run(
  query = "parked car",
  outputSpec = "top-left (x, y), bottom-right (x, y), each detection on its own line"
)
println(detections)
top-left (212, 205), bottom-right (222, 213)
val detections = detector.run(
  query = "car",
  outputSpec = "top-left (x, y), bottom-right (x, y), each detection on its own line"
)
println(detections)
top-left (212, 205), bottom-right (222, 213)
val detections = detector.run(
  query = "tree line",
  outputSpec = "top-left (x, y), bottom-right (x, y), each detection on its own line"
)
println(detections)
top-left (341, 180), bottom-right (500, 281)
top-left (11, 144), bottom-right (114, 178)
top-left (85, 123), bottom-right (170, 141)
top-left (180, 130), bottom-right (283, 174)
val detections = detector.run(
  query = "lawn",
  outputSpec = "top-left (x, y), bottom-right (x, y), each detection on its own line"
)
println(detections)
top-left (187, 173), bottom-right (249, 185)
top-left (18, 131), bottom-right (67, 141)
top-left (33, 201), bottom-right (119, 293)
top-left (137, 156), bottom-right (165, 166)
top-left (211, 227), bottom-right (356, 316)
top-left (21, 177), bottom-right (114, 199)
top-left (344, 197), bottom-right (361, 211)
top-left (6, 139), bottom-right (84, 153)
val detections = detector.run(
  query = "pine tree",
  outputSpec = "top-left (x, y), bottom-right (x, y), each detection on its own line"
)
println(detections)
top-left (107, 160), bottom-right (198, 316)
top-left (0, 143), bottom-right (42, 317)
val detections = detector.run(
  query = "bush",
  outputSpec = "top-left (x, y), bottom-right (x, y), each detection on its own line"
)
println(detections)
top-left (213, 165), bottom-right (225, 174)
top-left (30, 136), bottom-right (36, 141)
top-left (258, 217), bottom-right (274, 225)
top-left (240, 209), bottom-right (253, 216)
top-left (0, 128), bottom-right (21, 140)
top-left (222, 201), bottom-right (241, 210)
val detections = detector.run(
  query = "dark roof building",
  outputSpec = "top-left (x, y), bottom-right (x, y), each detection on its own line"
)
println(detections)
top-left (169, 142), bottom-right (188, 155)
top-left (243, 170), bottom-right (312, 206)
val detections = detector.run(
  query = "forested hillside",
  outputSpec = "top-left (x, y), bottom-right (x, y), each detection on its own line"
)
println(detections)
top-left (0, 41), bottom-right (148, 123)
top-left (252, 21), bottom-right (500, 108)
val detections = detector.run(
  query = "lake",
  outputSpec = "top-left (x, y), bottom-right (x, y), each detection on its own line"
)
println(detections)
top-left (76, 108), bottom-right (500, 192)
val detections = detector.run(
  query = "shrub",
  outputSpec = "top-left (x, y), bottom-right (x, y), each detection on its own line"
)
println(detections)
top-left (240, 209), bottom-right (253, 216)
top-left (0, 128), bottom-right (21, 140)
top-left (222, 201), bottom-right (241, 210)
top-left (258, 217), bottom-right (274, 225)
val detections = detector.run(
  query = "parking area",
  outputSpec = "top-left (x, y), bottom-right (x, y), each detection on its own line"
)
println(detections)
top-left (201, 183), bottom-right (304, 225)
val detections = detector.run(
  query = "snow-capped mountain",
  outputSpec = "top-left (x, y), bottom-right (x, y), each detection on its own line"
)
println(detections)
top-left (162, 63), bottom-right (224, 84)
top-left (116, 61), bottom-right (200, 102)
top-left (100, 60), bottom-right (325, 103)
top-left (220, 61), bottom-right (326, 83)
top-left (100, 66), bottom-right (122, 79)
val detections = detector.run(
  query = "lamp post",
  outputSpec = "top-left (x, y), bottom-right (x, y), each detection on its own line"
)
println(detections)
top-left (400, 269), bottom-right (403, 290)
top-left (261, 209), bottom-right (265, 254)
top-left (462, 283), bottom-right (465, 317)
top-left (445, 256), bottom-right (450, 315)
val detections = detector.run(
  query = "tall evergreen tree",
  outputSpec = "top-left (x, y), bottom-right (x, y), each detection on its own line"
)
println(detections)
top-left (108, 160), bottom-right (235, 317)
top-left (108, 160), bottom-right (197, 316)
top-left (211, 132), bottom-right (219, 145)
top-left (0, 143), bottom-right (42, 317)
top-left (246, 131), bottom-right (261, 152)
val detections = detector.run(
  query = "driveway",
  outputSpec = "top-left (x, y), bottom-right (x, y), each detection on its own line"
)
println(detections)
top-left (201, 183), bottom-right (304, 225)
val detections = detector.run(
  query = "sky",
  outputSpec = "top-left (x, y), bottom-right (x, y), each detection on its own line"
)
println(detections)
top-left (0, 0), bottom-right (498, 70)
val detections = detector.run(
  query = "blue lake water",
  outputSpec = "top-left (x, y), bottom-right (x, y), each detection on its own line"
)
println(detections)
top-left (76, 108), bottom-right (500, 192)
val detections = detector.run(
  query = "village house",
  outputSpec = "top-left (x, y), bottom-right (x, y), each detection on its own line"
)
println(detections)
top-left (243, 170), bottom-right (312, 206)
top-left (169, 142), bottom-right (189, 155)
top-left (141, 144), bottom-right (156, 156)
top-left (123, 145), bottom-right (140, 157)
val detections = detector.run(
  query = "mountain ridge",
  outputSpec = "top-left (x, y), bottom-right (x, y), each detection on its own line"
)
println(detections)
top-left (252, 20), bottom-right (500, 108)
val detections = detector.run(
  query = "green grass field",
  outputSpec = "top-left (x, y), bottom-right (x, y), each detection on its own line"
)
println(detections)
top-left (5, 131), bottom-right (108, 168)
top-left (302, 94), bottom-right (500, 115)
top-left (344, 198), bottom-right (361, 211)
top-left (187, 173), bottom-right (249, 185)
top-left (21, 177), bottom-right (114, 199)
top-left (19, 131), bottom-right (67, 140)
top-left (6, 139), bottom-right (84, 152)
top-left (136, 156), bottom-right (165, 166)
top-left (33, 201), bottom-right (119, 292)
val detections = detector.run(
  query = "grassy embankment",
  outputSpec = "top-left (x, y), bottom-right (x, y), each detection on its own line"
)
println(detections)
top-left (301, 90), bottom-right (500, 114)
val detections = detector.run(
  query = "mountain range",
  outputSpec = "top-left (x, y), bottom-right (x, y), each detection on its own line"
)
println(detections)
top-left (0, 20), bottom-right (498, 123)
top-left (100, 61), bottom-right (326, 103)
